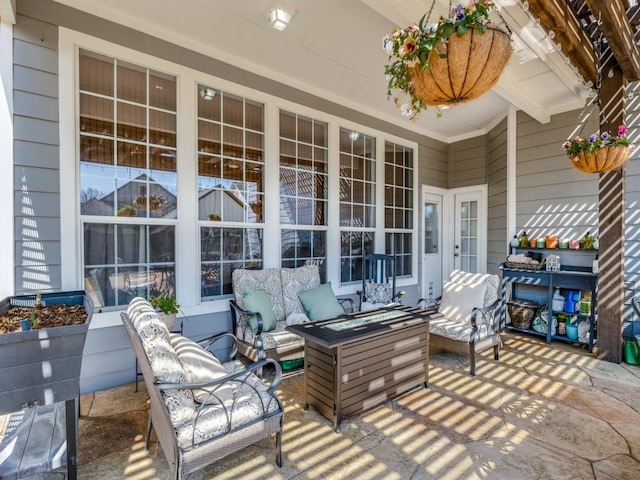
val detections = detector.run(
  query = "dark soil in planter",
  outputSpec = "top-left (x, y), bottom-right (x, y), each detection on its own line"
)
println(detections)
top-left (0, 304), bottom-right (88, 334)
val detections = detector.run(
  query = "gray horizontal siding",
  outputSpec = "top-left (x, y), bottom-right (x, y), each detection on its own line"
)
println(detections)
top-left (487, 119), bottom-right (507, 275)
top-left (449, 135), bottom-right (487, 188)
top-left (13, 14), bottom-right (60, 295)
top-left (14, 140), bottom-right (59, 168)
top-left (515, 110), bottom-right (598, 241)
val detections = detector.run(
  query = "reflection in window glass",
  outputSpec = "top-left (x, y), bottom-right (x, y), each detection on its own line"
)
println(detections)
top-left (384, 141), bottom-right (414, 277)
top-left (281, 229), bottom-right (327, 282)
top-left (200, 227), bottom-right (263, 298)
top-left (339, 127), bottom-right (376, 283)
top-left (279, 110), bottom-right (328, 274)
top-left (197, 85), bottom-right (265, 300)
top-left (83, 223), bottom-right (175, 308)
top-left (197, 84), bottom-right (264, 224)
top-left (79, 50), bottom-right (177, 308)
top-left (340, 230), bottom-right (374, 283)
top-left (79, 49), bottom-right (177, 221)
top-left (424, 202), bottom-right (439, 254)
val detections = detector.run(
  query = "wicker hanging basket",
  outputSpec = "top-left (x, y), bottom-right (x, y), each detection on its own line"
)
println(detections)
top-left (571, 146), bottom-right (630, 173)
top-left (409, 27), bottom-right (512, 106)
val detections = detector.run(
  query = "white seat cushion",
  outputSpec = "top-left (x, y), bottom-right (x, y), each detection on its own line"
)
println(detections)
top-left (439, 280), bottom-right (487, 324)
top-left (448, 270), bottom-right (499, 308)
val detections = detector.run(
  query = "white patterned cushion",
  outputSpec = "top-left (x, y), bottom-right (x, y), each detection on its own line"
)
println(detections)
top-left (439, 280), bottom-right (487, 324)
top-left (142, 332), bottom-right (195, 428)
top-left (281, 265), bottom-right (321, 317)
top-left (161, 389), bottom-right (196, 428)
top-left (236, 320), bottom-right (304, 359)
top-left (448, 270), bottom-right (499, 308)
top-left (174, 360), bottom-right (281, 450)
top-left (232, 268), bottom-right (285, 322)
top-left (170, 334), bottom-right (234, 403)
top-left (365, 283), bottom-right (392, 304)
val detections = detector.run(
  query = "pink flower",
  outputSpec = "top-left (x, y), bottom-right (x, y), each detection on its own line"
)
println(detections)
top-left (618, 125), bottom-right (628, 137)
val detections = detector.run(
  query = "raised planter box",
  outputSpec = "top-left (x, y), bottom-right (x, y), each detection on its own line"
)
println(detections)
top-left (0, 290), bottom-right (93, 413)
top-left (0, 290), bottom-right (93, 480)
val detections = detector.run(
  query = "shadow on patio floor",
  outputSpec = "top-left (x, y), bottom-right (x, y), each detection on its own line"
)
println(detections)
top-left (77, 332), bottom-right (640, 479)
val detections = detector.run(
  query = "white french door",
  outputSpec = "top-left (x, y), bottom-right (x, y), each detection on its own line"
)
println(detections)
top-left (421, 189), bottom-right (444, 300)
top-left (453, 187), bottom-right (487, 273)
top-left (421, 185), bottom-right (487, 299)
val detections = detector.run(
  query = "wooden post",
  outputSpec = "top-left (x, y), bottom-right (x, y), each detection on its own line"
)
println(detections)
top-left (597, 62), bottom-right (626, 363)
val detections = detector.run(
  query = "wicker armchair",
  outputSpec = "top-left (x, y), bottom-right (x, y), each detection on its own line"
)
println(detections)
top-left (418, 270), bottom-right (501, 376)
top-left (122, 297), bottom-right (284, 480)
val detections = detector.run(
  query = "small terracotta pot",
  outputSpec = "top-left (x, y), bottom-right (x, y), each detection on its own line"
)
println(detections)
top-left (529, 238), bottom-right (537, 248)
top-left (545, 235), bottom-right (558, 249)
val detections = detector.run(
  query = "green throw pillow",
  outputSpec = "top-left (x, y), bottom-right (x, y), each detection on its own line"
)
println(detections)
top-left (297, 283), bottom-right (344, 321)
top-left (242, 290), bottom-right (277, 332)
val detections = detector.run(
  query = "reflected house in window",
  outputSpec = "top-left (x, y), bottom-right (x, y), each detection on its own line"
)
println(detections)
top-left (82, 173), bottom-right (177, 218)
top-left (198, 182), bottom-right (255, 222)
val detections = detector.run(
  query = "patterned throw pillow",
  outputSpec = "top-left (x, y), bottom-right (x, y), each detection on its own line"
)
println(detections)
top-left (365, 283), bottom-right (392, 304)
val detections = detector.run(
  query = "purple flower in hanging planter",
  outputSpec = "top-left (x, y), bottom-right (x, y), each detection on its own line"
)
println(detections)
top-left (451, 4), bottom-right (465, 22)
top-left (588, 133), bottom-right (597, 143)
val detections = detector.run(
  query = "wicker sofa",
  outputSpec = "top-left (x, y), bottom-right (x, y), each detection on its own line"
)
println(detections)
top-left (229, 265), bottom-right (353, 368)
top-left (419, 270), bottom-right (501, 376)
top-left (121, 297), bottom-right (284, 479)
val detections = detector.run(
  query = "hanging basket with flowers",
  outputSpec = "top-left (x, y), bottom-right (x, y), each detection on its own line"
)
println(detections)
top-left (562, 125), bottom-right (635, 174)
top-left (383, 0), bottom-right (512, 120)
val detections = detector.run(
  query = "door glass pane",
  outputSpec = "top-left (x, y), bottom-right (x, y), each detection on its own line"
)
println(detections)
top-left (424, 202), bottom-right (439, 254)
top-left (458, 199), bottom-right (479, 273)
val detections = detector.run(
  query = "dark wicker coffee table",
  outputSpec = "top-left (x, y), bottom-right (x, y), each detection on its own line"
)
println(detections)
top-left (287, 305), bottom-right (430, 432)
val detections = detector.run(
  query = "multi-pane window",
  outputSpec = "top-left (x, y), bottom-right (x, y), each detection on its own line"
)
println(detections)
top-left (198, 85), bottom-right (265, 298)
top-left (279, 111), bottom-right (328, 280)
top-left (339, 128), bottom-right (376, 283)
top-left (79, 50), bottom-right (177, 307)
top-left (384, 142), bottom-right (414, 276)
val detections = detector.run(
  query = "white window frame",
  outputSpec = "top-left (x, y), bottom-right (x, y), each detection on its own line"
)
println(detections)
top-left (58, 28), bottom-right (419, 328)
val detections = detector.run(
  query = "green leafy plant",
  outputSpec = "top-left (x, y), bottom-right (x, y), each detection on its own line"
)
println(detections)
top-left (150, 293), bottom-right (180, 314)
top-left (29, 309), bottom-right (38, 327)
top-left (562, 125), bottom-right (634, 158)
top-left (383, 0), bottom-right (496, 120)
top-left (208, 213), bottom-right (221, 221)
top-left (117, 204), bottom-right (138, 217)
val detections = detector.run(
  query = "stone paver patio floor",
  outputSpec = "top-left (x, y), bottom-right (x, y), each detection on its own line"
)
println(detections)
top-left (77, 332), bottom-right (640, 479)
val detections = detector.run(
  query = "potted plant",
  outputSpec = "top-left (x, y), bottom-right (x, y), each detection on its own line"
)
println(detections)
top-left (382, 0), bottom-right (511, 119)
top-left (562, 124), bottom-right (635, 173)
top-left (250, 201), bottom-right (263, 216)
top-left (117, 204), bottom-right (138, 217)
top-left (208, 213), bottom-right (221, 221)
top-left (150, 293), bottom-right (180, 331)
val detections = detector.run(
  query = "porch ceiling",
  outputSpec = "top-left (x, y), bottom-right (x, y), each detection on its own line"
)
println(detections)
top-left (52, 0), bottom-right (592, 142)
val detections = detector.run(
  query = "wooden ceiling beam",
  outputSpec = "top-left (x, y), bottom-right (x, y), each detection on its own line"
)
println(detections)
top-left (584, 0), bottom-right (640, 81)
top-left (527, 0), bottom-right (597, 84)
